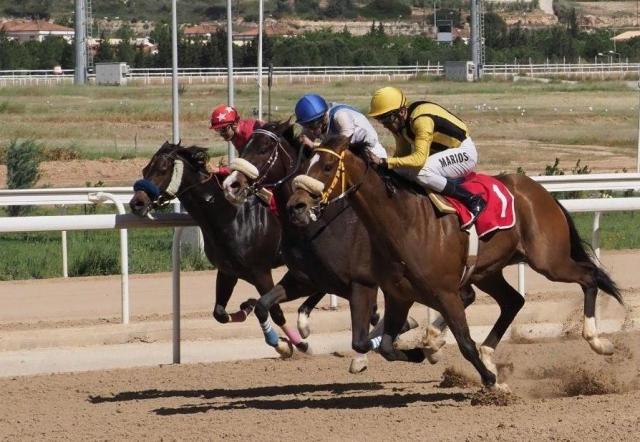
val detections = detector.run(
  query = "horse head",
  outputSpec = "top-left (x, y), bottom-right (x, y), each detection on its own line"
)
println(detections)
top-left (222, 120), bottom-right (303, 205)
top-left (129, 141), bottom-right (211, 217)
top-left (287, 135), bottom-right (368, 226)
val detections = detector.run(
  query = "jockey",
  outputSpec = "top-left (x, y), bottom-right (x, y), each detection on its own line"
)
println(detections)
top-left (209, 104), bottom-right (264, 173)
top-left (368, 86), bottom-right (486, 218)
top-left (294, 94), bottom-right (388, 160)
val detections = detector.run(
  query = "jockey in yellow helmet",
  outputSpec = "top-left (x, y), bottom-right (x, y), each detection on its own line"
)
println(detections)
top-left (368, 86), bottom-right (486, 219)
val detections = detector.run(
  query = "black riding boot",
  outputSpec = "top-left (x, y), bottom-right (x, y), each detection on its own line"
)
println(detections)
top-left (441, 180), bottom-right (486, 219)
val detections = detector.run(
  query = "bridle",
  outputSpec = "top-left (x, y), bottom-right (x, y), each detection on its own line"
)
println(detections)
top-left (306, 146), bottom-right (369, 220)
top-left (245, 128), bottom-right (303, 194)
top-left (133, 151), bottom-right (214, 209)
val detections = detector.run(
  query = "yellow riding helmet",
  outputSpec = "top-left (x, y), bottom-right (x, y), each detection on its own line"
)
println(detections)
top-left (368, 86), bottom-right (407, 117)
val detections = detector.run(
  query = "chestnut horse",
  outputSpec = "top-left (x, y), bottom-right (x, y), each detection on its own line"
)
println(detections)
top-left (222, 123), bottom-right (422, 373)
top-left (288, 136), bottom-right (622, 390)
top-left (129, 142), bottom-right (325, 356)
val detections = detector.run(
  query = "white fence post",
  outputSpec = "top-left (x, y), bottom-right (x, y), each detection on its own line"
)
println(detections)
top-left (592, 211), bottom-right (601, 259)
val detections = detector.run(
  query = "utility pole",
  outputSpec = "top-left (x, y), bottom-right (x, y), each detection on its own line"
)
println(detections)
top-left (226, 0), bottom-right (236, 160)
top-left (257, 0), bottom-right (264, 121)
top-left (74, 0), bottom-right (87, 85)
top-left (470, 0), bottom-right (484, 80)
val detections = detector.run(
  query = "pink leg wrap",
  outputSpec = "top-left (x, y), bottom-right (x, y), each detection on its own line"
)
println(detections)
top-left (281, 325), bottom-right (303, 345)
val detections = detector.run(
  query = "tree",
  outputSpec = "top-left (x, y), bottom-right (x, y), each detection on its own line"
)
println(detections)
top-left (94, 32), bottom-right (115, 62)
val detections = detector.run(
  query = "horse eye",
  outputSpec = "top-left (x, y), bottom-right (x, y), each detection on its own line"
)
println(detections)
top-left (323, 163), bottom-right (333, 173)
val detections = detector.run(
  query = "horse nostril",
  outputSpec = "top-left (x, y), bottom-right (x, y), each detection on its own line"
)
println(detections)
top-left (294, 202), bottom-right (307, 214)
top-left (230, 181), bottom-right (240, 190)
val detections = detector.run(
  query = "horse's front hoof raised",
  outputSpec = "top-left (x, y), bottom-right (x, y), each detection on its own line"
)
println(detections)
top-left (297, 314), bottom-right (311, 339)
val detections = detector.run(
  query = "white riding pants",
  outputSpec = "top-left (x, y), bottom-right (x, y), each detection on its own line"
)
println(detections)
top-left (394, 137), bottom-right (478, 192)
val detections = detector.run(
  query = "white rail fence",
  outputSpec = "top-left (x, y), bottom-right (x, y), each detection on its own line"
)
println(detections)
top-left (1, 173), bottom-right (639, 363)
top-left (2, 62), bottom-right (640, 86)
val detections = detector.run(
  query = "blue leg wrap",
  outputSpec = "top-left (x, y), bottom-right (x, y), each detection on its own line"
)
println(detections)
top-left (261, 320), bottom-right (279, 347)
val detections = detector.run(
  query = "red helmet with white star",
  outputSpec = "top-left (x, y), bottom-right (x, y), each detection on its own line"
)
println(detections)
top-left (210, 104), bottom-right (239, 129)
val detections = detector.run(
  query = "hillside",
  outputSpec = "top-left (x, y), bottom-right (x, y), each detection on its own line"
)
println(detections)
top-left (0, 0), bottom-right (635, 37)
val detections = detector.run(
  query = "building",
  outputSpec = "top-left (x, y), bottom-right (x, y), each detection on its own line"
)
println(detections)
top-left (0, 19), bottom-right (74, 42)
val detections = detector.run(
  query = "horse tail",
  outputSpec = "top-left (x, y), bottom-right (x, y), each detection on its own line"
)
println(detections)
top-left (555, 200), bottom-right (623, 304)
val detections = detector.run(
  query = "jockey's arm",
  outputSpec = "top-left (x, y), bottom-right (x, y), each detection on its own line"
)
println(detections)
top-left (387, 117), bottom-right (434, 170)
top-left (334, 111), bottom-right (378, 151)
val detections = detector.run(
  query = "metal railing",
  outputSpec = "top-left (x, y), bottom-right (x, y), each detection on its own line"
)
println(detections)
top-left (2, 62), bottom-right (639, 86)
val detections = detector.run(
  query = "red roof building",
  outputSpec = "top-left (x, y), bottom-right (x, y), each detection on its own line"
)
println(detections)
top-left (0, 19), bottom-right (74, 42)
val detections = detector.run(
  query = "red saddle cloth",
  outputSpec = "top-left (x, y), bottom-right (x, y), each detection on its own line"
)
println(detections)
top-left (445, 172), bottom-right (516, 237)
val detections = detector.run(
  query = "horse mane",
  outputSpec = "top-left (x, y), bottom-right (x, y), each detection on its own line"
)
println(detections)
top-left (161, 141), bottom-right (210, 174)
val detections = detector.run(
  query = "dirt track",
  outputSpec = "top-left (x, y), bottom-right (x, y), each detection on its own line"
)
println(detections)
top-left (1, 332), bottom-right (638, 441)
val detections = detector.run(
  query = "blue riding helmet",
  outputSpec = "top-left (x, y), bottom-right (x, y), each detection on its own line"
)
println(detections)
top-left (295, 94), bottom-right (328, 124)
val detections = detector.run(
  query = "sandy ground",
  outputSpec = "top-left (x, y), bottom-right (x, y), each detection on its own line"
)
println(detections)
top-left (0, 332), bottom-right (638, 441)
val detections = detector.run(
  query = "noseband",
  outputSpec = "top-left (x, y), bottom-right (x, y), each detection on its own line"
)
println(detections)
top-left (304, 146), bottom-right (369, 221)
top-left (133, 152), bottom-right (213, 209)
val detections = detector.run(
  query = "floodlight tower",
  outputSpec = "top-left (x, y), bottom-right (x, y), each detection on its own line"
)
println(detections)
top-left (470, 0), bottom-right (485, 80)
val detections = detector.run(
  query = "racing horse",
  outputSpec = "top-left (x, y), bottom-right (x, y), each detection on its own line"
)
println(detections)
top-left (129, 141), bottom-right (325, 356)
top-left (222, 123), bottom-right (424, 373)
top-left (287, 135), bottom-right (623, 390)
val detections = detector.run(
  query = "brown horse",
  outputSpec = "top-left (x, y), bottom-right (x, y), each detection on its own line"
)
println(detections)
top-left (287, 136), bottom-right (623, 390)
top-left (222, 123), bottom-right (422, 373)
top-left (129, 142), bottom-right (326, 356)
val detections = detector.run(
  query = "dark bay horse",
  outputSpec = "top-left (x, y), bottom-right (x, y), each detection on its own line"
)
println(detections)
top-left (287, 136), bottom-right (623, 390)
top-left (129, 141), bottom-right (324, 356)
top-left (222, 124), bottom-right (421, 373)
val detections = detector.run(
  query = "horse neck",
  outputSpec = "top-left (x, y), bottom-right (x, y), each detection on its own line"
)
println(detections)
top-left (178, 170), bottom-right (235, 227)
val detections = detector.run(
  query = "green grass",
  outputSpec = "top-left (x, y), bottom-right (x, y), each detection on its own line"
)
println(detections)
top-left (0, 205), bottom-right (212, 280)
top-left (572, 211), bottom-right (640, 250)
top-left (1, 79), bottom-right (637, 156)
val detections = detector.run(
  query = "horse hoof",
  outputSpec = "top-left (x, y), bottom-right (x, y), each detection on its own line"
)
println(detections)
top-left (424, 348), bottom-right (442, 365)
top-left (239, 298), bottom-right (258, 312)
top-left (275, 338), bottom-right (294, 359)
top-left (297, 316), bottom-right (311, 339)
top-left (588, 337), bottom-right (614, 355)
top-left (295, 341), bottom-right (311, 354)
top-left (212, 306), bottom-right (230, 324)
top-left (489, 382), bottom-right (512, 394)
top-left (349, 355), bottom-right (368, 374)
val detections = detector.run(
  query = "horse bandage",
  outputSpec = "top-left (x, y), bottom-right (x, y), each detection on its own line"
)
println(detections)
top-left (293, 175), bottom-right (325, 195)
top-left (230, 158), bottom-right (259, 180)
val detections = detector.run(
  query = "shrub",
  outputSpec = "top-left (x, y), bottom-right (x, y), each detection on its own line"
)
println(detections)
top-left (5, 139), bottom-right (43, 216)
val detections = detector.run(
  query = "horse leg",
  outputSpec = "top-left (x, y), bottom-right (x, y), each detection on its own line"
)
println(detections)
top-left (420, 285), bottom-right (476, 363)
top-left (212, 272), bottom-right (240, 323)
top-left (378, 294), bottom-right (426, 363)
top-left (435, 290), bottom-right (504, 390)
top-left (345, 283), bottom-right (380, 374)
top-left (297, 291), bottom-right (325, 339)
top-left (254, 272), bottom-right (317, 356)
top-left (529, 259), bottom-right (615, 355)
top-left (473, 273), bottom-right (525, 376)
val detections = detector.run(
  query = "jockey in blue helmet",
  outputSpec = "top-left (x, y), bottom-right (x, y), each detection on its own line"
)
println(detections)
top-left (293, 93), bottom-right (387, 159)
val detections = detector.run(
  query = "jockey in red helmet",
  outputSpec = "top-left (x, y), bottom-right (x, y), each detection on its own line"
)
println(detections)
top-left (209, 104), bottom-right (264, 175)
